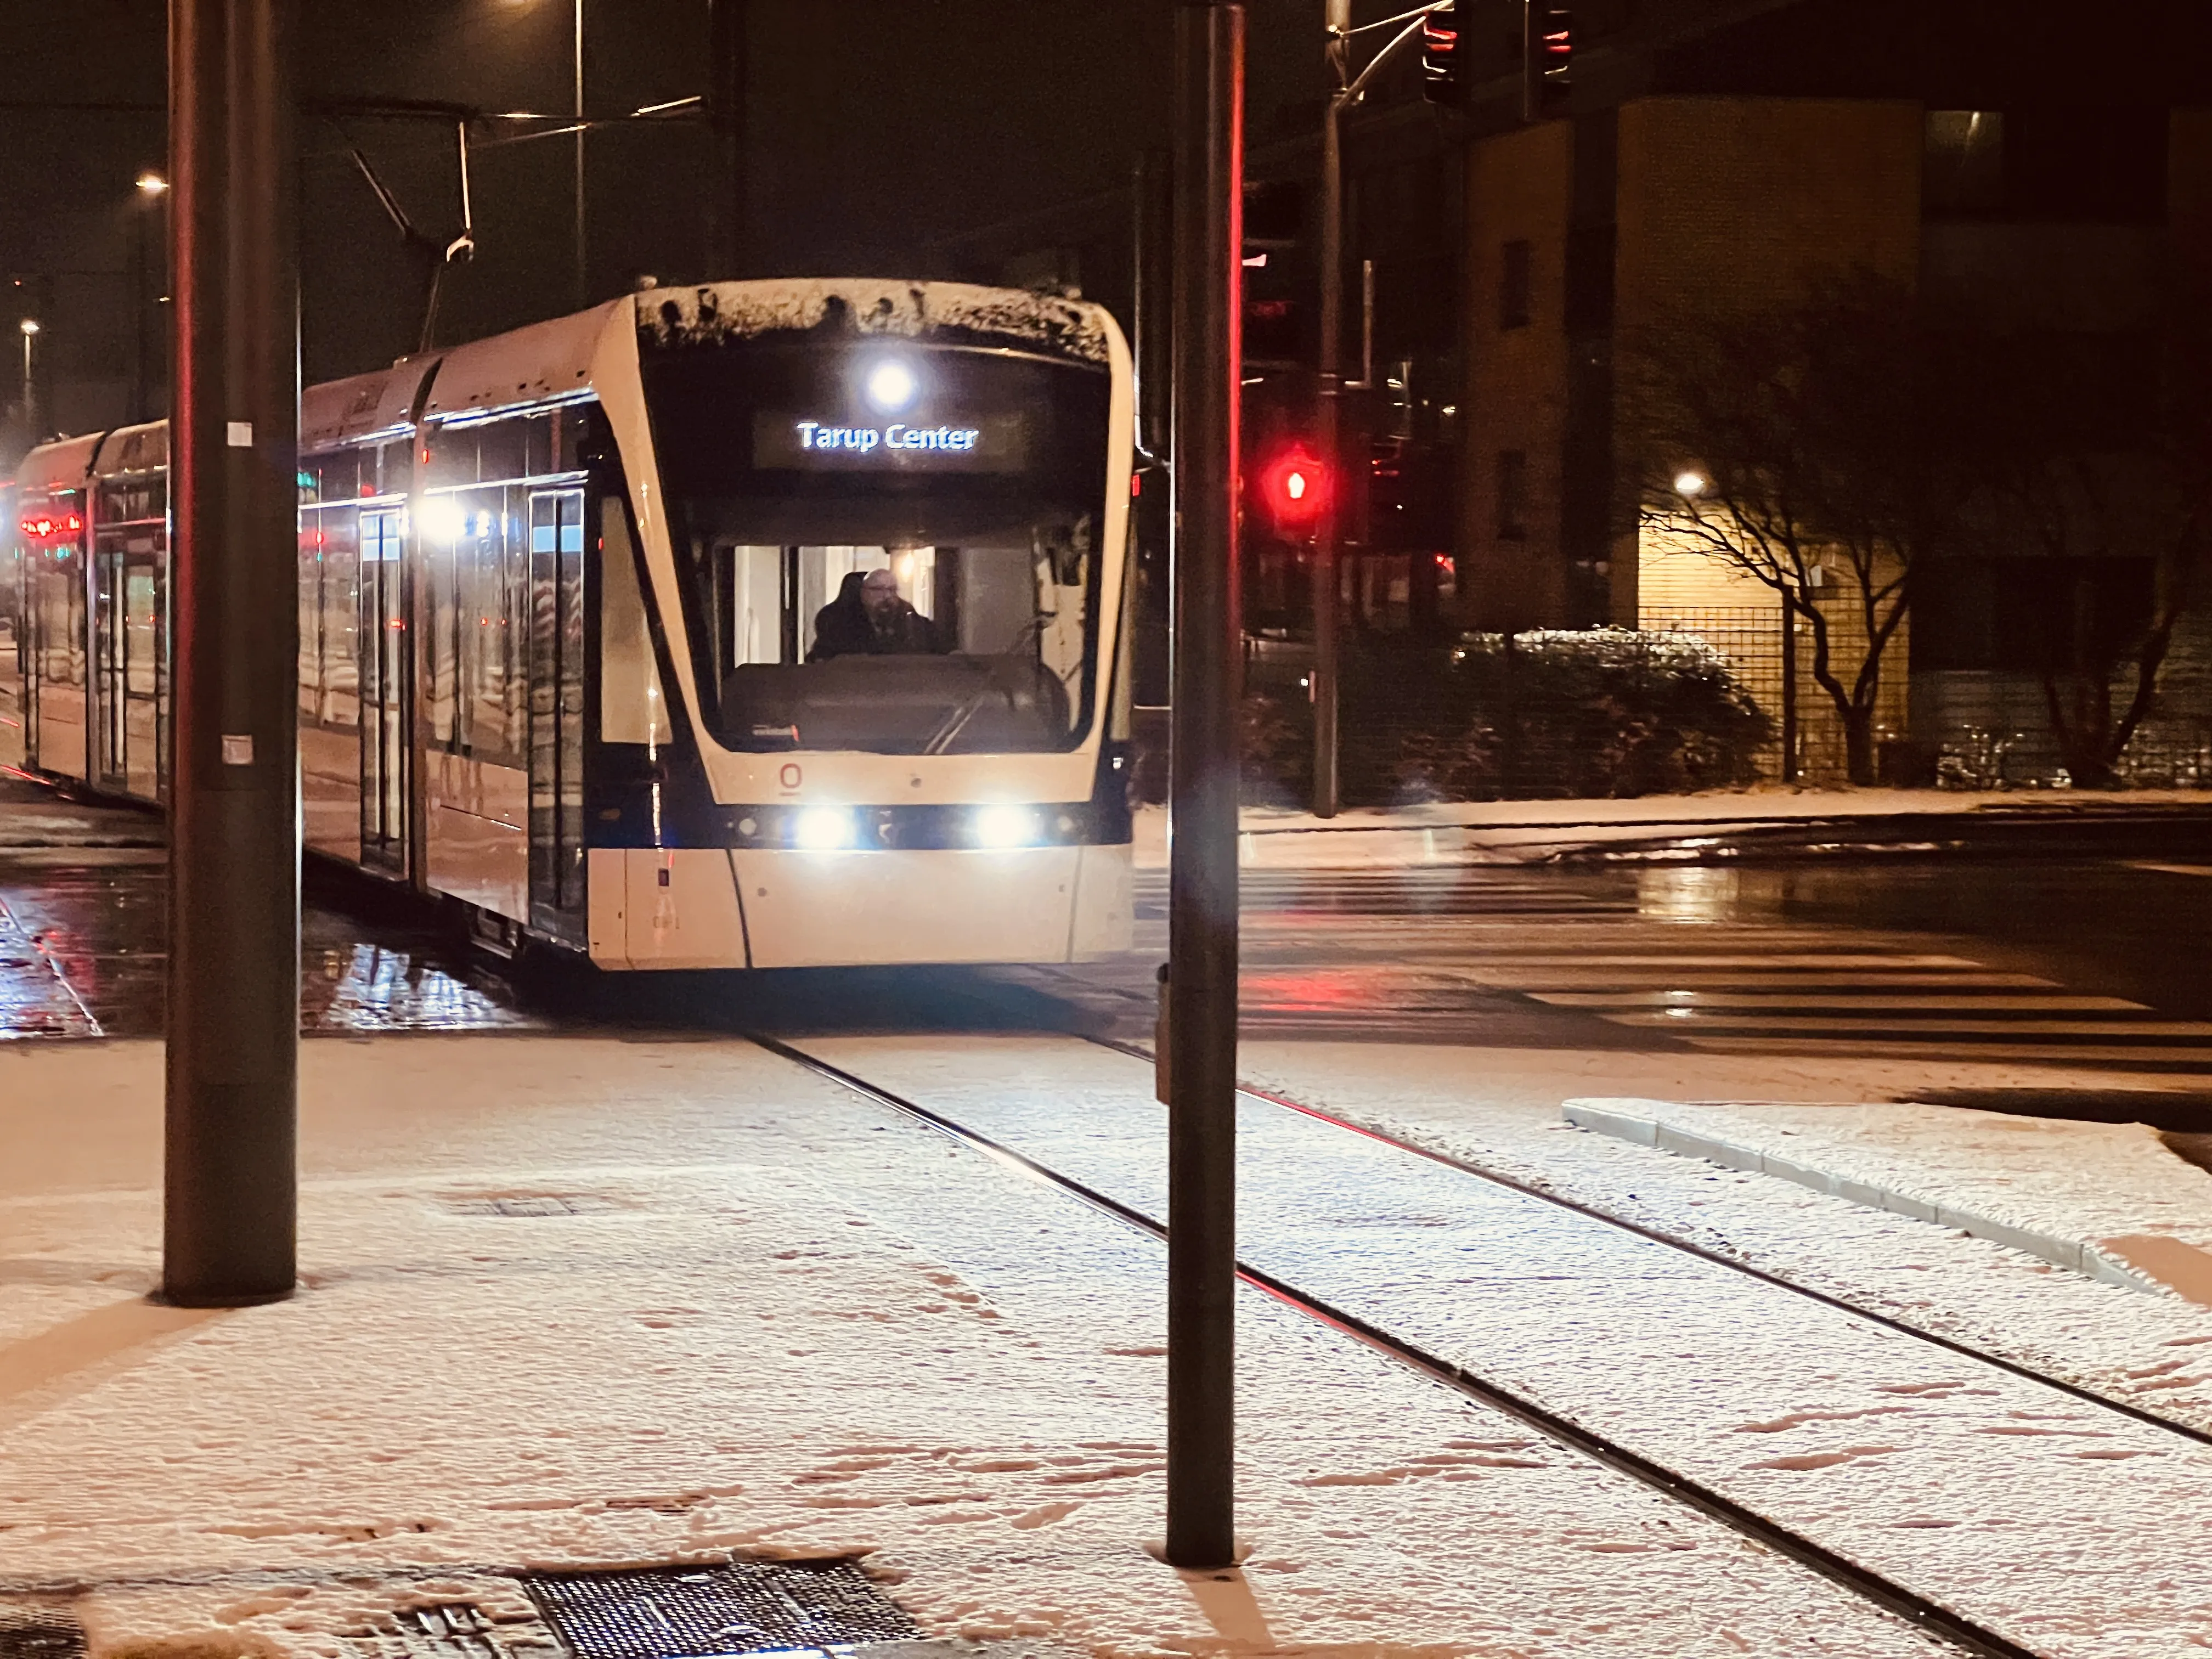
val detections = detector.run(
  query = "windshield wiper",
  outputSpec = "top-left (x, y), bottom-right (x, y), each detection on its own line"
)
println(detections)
top-left (922, 615), bottom-right (1052, 755)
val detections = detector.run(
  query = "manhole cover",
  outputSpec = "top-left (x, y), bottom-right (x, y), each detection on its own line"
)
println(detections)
top-left (522, 1561), bottom-right (919, 1659)
top-left (0, 1606), bottom-right (83, 1659)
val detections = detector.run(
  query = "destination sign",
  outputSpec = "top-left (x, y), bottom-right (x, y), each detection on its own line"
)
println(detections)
top-left (753, 411), bottom-right (1028, 472)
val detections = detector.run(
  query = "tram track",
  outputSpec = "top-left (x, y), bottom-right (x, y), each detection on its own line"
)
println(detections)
top-left (1074, 1034), bottom-right (2212, 1451)
top-left (749, 1030), bottom-right (2196, 1659)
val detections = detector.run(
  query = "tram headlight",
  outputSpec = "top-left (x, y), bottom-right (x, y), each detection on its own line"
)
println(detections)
top-left (863, 356), bottom-right (920, 414)
top-left (792, 806), bottom-right (857, 850)
top-left (972, 804), bottom-right (1042, 849)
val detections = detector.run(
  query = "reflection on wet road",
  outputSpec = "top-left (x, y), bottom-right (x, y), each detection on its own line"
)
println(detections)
top-left (3, 775), bottom-right (2212, 1085)
top-left (0, 847), bottom-right (535, 1039)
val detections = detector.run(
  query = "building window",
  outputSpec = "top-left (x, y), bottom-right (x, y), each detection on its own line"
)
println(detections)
top-left (1496, 449), bottom-right (1528, 541)
top-left (1499, 239), bottom-right (1533, 330)
top-left (1923, 111), bottom-right (2004, 218)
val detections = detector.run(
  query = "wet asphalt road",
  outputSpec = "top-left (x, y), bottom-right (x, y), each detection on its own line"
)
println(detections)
top-left (3, 775), bottom-right (2211, 1119)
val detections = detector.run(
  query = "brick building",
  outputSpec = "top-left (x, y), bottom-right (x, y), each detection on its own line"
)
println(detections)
top-left (1454, 0), bottom-right (2212, 782)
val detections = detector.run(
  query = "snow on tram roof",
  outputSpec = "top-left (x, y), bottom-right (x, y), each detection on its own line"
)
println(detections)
top-left (420, 298), bottom-right (625, 425)
top-left (302, 365), bottom-right (428, 452)
top-left (637, 279), bottom-right (1111, 364)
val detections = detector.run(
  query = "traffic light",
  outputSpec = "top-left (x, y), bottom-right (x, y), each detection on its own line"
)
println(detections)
top-left (1242, 180), bottom-right (1304, 368)
top-left (1525, 3), bottom-right (1572, 120)
top-left (1419, 1), bottom-right (1464, 106)
top-left (1255, 446), bottom-right (1329, 538)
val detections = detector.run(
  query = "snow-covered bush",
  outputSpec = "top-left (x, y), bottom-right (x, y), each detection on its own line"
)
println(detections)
top-left (1396, 629), bottom-right (1772, 800)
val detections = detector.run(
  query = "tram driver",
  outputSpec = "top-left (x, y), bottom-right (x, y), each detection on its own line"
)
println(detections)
top-left (808, 563), bottom-right (949, 661)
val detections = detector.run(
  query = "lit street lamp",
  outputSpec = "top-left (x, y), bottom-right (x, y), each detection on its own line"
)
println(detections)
top-left (19, 317), bottom-right (38, 438)
top-left (133, 172), bottom-right (171, 422)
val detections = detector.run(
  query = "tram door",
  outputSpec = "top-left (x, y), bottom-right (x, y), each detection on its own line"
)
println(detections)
top-left (526, 488), bottom-right (586, 938)
top-left (358, 510), bottom-right (408, 871)
top-left (93, 542), bottom-right (163, 800)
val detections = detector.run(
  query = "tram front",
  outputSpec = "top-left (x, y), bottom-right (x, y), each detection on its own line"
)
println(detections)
top-left (591, 280), bottom-right (1136, 969)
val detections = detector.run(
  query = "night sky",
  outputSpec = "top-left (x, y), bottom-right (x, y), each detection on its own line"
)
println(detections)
top-left (0, 0), bottom-right (1325, 416)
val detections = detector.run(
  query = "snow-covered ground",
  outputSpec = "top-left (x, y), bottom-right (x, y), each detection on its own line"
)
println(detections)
top-left (804, 1035), bottom-right (2212, 1658)
top-left (1227, 1040), bottom-right (2212, 1430)
top-left (1132, 788), bottom-right (2212, 868)
top-left (1561, 1095), bottom-right (2212, 1303)
top-left (1, 1036), bottom-right (1956, 1659)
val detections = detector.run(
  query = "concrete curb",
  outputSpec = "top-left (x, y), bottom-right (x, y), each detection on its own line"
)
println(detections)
top-left (1561, 1098), bottom-right (2170, 1298)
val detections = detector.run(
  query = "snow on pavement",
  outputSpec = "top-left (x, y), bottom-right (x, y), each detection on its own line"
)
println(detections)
top-left (801, 1034), bottom-right (2212, 1658)
top-left (0, 1037), bottom-right (1945, 1659)
top-left (1233, 1040), bottom-right (2212, 1434)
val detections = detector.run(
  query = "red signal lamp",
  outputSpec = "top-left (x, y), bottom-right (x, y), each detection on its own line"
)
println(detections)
top-left (1256, 447), bottom-right (1329, 534)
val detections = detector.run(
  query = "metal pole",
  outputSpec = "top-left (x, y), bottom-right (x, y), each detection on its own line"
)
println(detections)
top-left (1166, 0), bottom-right (1242, 1573)
top-left (1310, 0), bottom-right (1348, 820)
top-left (19, 325), bottom-right (33, 440)
top-left (1780, 597), bottom-right (1799, 785)
top-left (573, 0), bottom-right (586, 306)
top-left (163, 0), bottom-right (300, 1307)
top-left (705, 0), bottom-right (744, 276)
top-left (132, 203), bottom-right (149, 425)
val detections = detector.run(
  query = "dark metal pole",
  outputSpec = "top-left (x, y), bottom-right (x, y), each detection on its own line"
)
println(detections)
top-left (1780, 596), bottom-right (1799, 785)
top-left (131, 203), bottom-right (150, 425)
top-left (163, 0), bottom-right (300, 1308)
top-left (705, 0), bottom-right (744, 276)
top-left (1166, 0), bottom-right (1243, 1573)
top-left (1310, 0), bottom-right (1347, 820)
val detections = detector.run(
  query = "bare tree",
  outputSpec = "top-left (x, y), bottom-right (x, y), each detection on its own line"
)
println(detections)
top-left (1618, 273), bottom-right (1972, 786)
top-left (1951, 325), bottom-right (2212, 788)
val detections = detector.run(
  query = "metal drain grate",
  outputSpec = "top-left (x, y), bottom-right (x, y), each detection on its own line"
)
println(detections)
top-left (441, 1195), bottom-right (611, 1217)
top-left (0, 1607), bottom-right (84, 1659)
top-left (522, 1561), bottom-right (919, 1659)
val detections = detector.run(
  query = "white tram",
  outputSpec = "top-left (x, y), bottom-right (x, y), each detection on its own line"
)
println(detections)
top-left (0, 281), bottom-right (1137, 968)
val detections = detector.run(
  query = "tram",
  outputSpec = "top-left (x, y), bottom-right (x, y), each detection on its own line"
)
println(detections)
top-left (0, 280), bottom-right (1137, 968)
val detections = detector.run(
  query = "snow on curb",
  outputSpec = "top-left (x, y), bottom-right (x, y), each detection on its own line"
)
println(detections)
top-left (1562, 1097), bottom-right (2212, 1307)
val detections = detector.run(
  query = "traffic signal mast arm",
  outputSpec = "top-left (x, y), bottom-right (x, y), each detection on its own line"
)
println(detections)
top-left (1332, 4), bottom-right (1445, 114)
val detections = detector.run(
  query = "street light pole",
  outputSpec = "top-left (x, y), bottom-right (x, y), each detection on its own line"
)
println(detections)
top-left (1165, 0), bottom-right (1243, 1574)
top-left (1311, 7), bottom-right (1434, 815)
top-left (132, 173), bottom-right (170, 425)
top-left (705, 0), bottom-right (744, 276)
top-left (163, 0), bottom-right (300, 1307)
top-left (1311, 0), bottom-right (1350, 820)
top-left (18, 319), bottom-right (37, 440)
top-left (573, 0), bottom-right (586, 307)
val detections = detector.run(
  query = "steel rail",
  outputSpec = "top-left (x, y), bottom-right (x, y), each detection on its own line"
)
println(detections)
top-left (754, 1032), bottom-right (2048, 1659)
top-left (1076, 1031), bottom-right (2212, 1452)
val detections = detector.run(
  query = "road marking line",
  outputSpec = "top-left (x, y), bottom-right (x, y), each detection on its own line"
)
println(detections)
top-left (1534, 992), bottom-right (2146, 1011)
top-left (1679, 1035), bottom-right (2212, 1064)
top-left (1605, 1013), bottom-right (2212, 1036)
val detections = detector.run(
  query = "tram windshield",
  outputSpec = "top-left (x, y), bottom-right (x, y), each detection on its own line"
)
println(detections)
top-left (639, 338), bottom-right (1111, 754)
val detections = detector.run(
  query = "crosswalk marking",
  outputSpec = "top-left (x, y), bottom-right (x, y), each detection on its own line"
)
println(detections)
top-left (1604, 1012), bottom-right (2212, 1037)
top-left (1683, 1037), bottom-right (2212, 1065)
top-left (1532, 991), bottom-right (2145, 1012)
top-left (1095, 865), bottom-right (2212, 1069)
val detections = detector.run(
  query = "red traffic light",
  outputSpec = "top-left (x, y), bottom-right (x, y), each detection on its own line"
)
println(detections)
top-left (1256, 447), bottom-right (1328, 532)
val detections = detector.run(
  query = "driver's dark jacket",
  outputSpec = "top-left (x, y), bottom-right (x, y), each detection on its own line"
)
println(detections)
top-left (807, 595), bottom-right (948, 661)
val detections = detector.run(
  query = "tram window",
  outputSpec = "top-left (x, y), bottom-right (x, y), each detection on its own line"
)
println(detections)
top-left (524, 415), bottom-right (555, 478)
top-left (453, 486), bottom-right (524, 765)
top-left (424, 428), bottom-right (477, 492)
top-left (320, 509), bottom-right (360, 729)
top-left (315, 452), bottom-right (358, 506)
top-left (298, 514), bottom-right (323, 718)
top-left (600, 499), bottom-right (670, 746)
top-left (477, 419), bottom-right (526, 485)
top-left (710, 543), bottom-right (787, 669)
top-left (298, 465), bottom-right (320, 507)
top-left (379, 440), bottom-right (410, 496)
